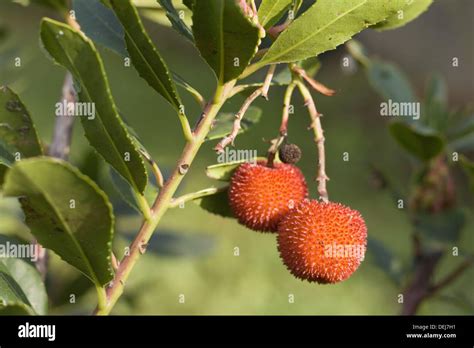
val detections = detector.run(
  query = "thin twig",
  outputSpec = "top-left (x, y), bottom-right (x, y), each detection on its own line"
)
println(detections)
top-left (111, 252), bottom-right (120, 272)
top-left (279, 81), bottom-right (297, 136)
top-left (139, 148), bottom-right (164, 188)
top-left (214, 65), bottom-right (276, 153)
top-left (38, 72), bottom-right (76, 278)
top-left (401, 250), bottom-right (443, 315)
top-left (266, 80), bottom-right (297, 167)
top-left (429, 256), bottom-right (474, 295)
top-left (296, 80), bottom-right (329, 203)
top-left (49, 73), bottom-right (76, 159)
top-left (292, 65), bottom-right (336, 96)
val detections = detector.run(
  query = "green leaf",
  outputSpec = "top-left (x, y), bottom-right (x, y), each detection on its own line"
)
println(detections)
top-left (448, 113), bottom-right (474, 151)
top-left (367, 60), bottom-right (416, 103)
top-left (206, 106), bottom-right (262, 141)
top-left (258, 0), bottom-right (406, 65)
top-left (73, 0), bottom-right (128, 57)
top-left (389, 121), bottom-right (444, 161)
top-left (40, 18), bottom-right (148, 193)
top-left (0, 302), bottom-right (34, 315)
top-left (424, 74), bottom-right (449, 132)
top-left (258, 0), bottom-right (292, 29)
top-left (194, 188), bottom-right (233, 218)
top-left (0, 86), bottom-right (43, 158)
top-left (413, 208), bottom-right (466, 243)
top-left (109, 167), bottom-right (158, 213)
top-left (157, 0), bottom-right (194, 42)
top-left (373, 0), bottom-right (433, 31)
top-left (448, 113), bottom-right (474, 140)
top-left (0, 165), bottom-right (7, 185)
top-left (0, 245), bottom-right (48, 314)
top-left (0, 141), bottom-right (14, 185)
top-left (450, 134), bottom-right (474, 152)
top-left (192, 0), bottom-right (261, 82)
top-left (3, 158), bottom-right (115, 286)
top-left (0, 236), bottom-right (48, 315)
top-left (172, 72), bottom-right (205, 107)
top-left (110, 0), bottom-right (184, 113)
top-left (206, 158), bottom-right (264, 182)
top-left (73, 1), bottom-right (201, 106)
top-left (460, 156), bottom-right (474, 191)
top-left (182, 0), bottom-right (194, 11)
top-left (367, 237), bottom-right (403, 285)
top-left (29, 0), bottom-right (68, 12)
top-left (0, 260), bottom-right (35, 315)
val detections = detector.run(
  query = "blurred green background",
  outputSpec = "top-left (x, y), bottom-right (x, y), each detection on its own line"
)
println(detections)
top-left (0, 0), bottom-right (473, 315)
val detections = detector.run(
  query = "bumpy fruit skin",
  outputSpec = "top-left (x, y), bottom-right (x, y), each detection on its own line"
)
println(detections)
top-left (228, 160), bottom-right (308, 232)
top-left (277, 200), bottom-right (367, 283)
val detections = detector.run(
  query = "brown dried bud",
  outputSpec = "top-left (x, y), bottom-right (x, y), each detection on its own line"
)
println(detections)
top-left (279, 143), bottom-right (302, 164)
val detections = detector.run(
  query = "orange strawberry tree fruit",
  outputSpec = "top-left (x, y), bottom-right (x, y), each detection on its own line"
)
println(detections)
top-left (1, 0), bottom-right (471, 316)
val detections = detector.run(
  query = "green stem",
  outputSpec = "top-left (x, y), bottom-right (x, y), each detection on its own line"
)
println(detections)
top-left (178, 110), bottom-right (194, 142)
top-left (135, 193), bottom-right (151, 221)
top-left (295, 80), bottom-right (329, 202)
top-left (93, 80), bottom-right (236, 315)
top-left (169, 186), bottom-right (226, 208)
top-left (95, 285), bottom-right (107, 315)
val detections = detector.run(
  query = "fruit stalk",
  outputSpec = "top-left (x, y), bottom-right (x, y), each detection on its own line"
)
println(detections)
top-left (296, 80), bottom-right (329, 203)
top-left (267, 81), bottom-right (297, 167)
top-left (214, 64), bottom-right (276, 153)
top-left (93, 80), bottom-right (236, 315)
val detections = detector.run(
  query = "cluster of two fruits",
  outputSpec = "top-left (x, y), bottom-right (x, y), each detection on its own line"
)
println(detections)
top-left (228, 152), bottom-right (367, 284)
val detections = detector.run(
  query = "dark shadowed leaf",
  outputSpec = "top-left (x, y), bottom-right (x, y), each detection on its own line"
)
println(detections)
top-left (73, 0), bottom-right (128, 57)
top-left (389, 121), bottom-right (444, 161)
top-left (142, 230), bottom-right (215, 258)
top-left (3, 158), bottom-right (115, 286)
top-left (460, 156), bottom-right (474, 191)
top-left (110, 0), bottom-right (184, 112)
top-left (109, 167), bottom-right (158, 213)
top-left (182, 0), bottom-right (194, 11)
top-left (30, 0), bottom-right (68, 12)
top-left (40, 19), bottom-right (148, 193)
top-left (192, 0), bottom-right (261, 82)
top-left (413, 208), bottom-right (466, 243)
top-left (449, 132), bottom-right (474, 152)
top-left (73, 1), bottom-right (201, 107)
top-left (367, 237), bottom-right (403, 285)
top-left (367, 60), bottom-right (416, 103)
top-left (157, 0), bottom-right (194, 42)
top-left (424, 74), bottom-right (449, 132)
top-left (194, 188), bottom-right (233, 218)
